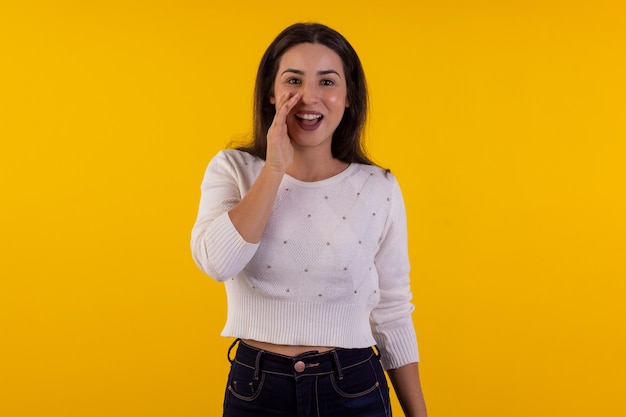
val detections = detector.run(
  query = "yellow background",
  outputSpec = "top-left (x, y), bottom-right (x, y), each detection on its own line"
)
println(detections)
top-left (1, 1), bottom-right (625, 416)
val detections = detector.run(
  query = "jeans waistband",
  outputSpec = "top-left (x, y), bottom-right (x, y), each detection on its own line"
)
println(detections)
top-left (228, 339), bottom-right (378, 379)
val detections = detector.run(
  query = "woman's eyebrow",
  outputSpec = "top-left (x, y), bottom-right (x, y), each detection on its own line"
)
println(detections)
top-left (318, 69), bottom-right (341, 78)
top-left (281, 68), bottom-right (342, 78)
top-left (281, 68), bottom-right (304, 76)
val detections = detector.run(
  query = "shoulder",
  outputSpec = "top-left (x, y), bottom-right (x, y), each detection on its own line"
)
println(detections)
top-left (350, 163), bottom-right (401, 189)
top-left (200, 150), bottom-right (264, 187)
top-left (348, 164), bottom-right (407, 214)
top-left (206, 149), bottom-right (264, 174)
top-left (211, 149), bottom-right (263, 167)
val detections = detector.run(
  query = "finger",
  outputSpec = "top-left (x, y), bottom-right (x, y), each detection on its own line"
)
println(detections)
top-left (275, 92), bottom-right (300, 121)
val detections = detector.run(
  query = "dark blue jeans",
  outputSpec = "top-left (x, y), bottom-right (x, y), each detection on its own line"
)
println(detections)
top-left (223, 339), bottom-right (392, 417)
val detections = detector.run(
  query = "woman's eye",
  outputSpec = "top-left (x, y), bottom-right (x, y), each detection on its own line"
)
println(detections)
top-left (287, 78), bottom-right (301, 85)
top-left (320, 79), bottom-right (335, 86)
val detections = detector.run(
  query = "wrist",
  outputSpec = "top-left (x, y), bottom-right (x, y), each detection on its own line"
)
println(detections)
top-left (262, 162), bottom-right (288, 177)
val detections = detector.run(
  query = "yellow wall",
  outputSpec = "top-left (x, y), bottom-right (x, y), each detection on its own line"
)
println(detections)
top-left (1, 1), bottom-right (625, 416)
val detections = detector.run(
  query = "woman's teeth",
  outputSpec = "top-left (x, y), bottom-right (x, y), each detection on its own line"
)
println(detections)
top-left (296, 113), bottom-right (322, 120)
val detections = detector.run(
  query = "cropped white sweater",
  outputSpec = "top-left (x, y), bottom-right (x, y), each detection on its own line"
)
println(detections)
top-left (191, 150), bottom-right (419, 370)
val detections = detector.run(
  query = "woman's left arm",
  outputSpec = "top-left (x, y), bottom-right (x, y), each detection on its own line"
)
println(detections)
top-left (371, 175), bottom-right (427, 416)
top-left (387, 362), bottom-right (428, 417)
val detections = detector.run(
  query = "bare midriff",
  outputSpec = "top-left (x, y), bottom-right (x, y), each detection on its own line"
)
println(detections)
top-left (242, 339), bottom-right (335, 356)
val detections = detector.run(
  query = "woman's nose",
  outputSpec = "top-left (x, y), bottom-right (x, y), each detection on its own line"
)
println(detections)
top-left (299, 82), bottom-right (319, 104)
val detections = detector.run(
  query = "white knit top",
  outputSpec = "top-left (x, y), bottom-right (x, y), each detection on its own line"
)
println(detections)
top-left (191, 150), bottom-right (419, 370)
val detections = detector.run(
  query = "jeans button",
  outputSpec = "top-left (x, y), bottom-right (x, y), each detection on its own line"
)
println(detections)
top-left (294, 361), bottom-right (306, 372)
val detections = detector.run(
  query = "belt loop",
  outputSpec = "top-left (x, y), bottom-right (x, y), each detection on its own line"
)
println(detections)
top-left (331, 350), bottom-right (344, 381)
top-left (227, 338), bottom-right (241, 363)
top-left (253, 349), bottom-right (264, 381)
top-left (372, 345), bottom-right (381, 359)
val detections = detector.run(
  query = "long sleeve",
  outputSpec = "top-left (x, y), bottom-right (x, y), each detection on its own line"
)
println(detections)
top-left (369, 176), bottom-right (419, 370)
top-left (191, 151), bottom-right (260, 282)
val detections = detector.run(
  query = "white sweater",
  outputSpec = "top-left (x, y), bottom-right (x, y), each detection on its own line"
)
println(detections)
top-left (191, 150), bottom-right (419, 370)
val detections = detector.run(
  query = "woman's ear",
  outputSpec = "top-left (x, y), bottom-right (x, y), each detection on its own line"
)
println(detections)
top-left (269, 94), bottom-right (276, 105)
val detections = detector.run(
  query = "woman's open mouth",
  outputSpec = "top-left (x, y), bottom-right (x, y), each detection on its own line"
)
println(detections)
top-left (295, 112), bottom-right (323, 131)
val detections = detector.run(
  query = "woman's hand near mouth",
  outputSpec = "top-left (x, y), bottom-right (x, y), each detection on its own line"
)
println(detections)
top-left (266, 92), bottom-right (301, 174)
top-left (227, 91), bottom-right (300, 244)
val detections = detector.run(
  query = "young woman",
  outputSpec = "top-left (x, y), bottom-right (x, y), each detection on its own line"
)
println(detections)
top-left (191, 23), bottom-right (427, 417)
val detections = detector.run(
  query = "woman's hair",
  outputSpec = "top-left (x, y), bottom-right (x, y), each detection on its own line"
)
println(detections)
top-left (237, 22), bottom-right (375, 166)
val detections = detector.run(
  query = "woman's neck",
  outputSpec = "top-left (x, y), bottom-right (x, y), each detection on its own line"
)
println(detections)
top-left (286, 154), bottom-right (349, 182)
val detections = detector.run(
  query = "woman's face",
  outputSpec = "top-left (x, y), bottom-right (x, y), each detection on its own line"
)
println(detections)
top-left (271, 43), bottom-right (348, 151)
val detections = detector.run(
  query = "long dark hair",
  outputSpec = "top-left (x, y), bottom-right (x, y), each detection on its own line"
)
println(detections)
top-left (237, 23), bottom-right (375, 166)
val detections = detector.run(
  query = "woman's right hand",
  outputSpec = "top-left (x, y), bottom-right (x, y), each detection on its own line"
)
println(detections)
top-left (265, 92), bottom-right (301, 174)
top-left (227, 92), bottom-right (301, 244)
